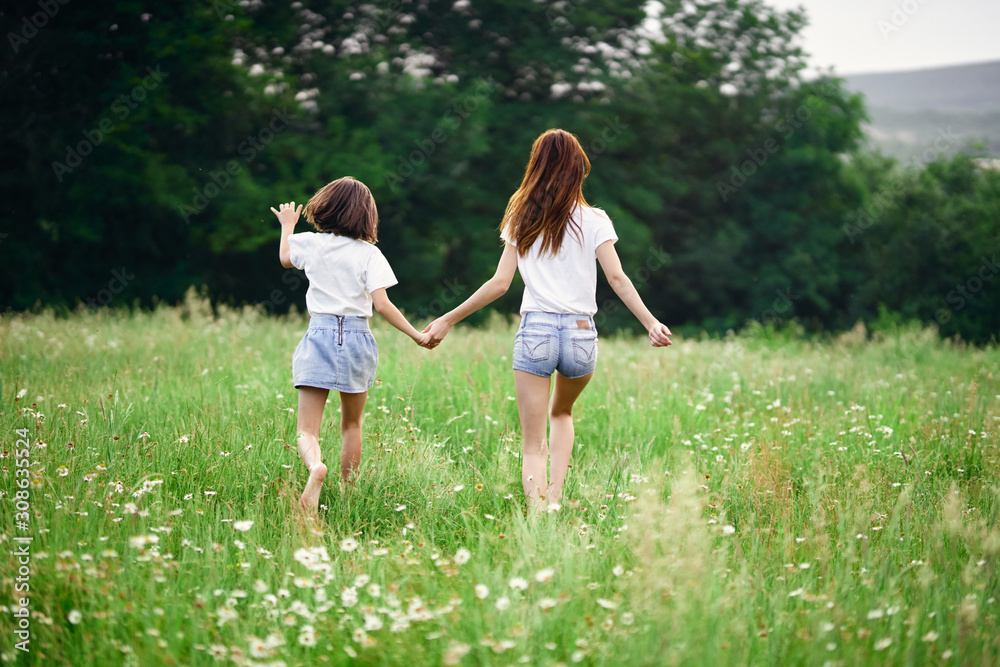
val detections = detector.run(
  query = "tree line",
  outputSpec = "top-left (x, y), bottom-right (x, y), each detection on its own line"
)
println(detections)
top-left (2, 0), bottom-right (997, 341)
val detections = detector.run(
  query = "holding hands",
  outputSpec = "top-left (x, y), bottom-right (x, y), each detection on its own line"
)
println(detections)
top-left (420, 318), bottom-right (452, 350)
top-left (411, 330), bottom-right (433, 349)
top-left (418, 317), bottom-right (671, 350)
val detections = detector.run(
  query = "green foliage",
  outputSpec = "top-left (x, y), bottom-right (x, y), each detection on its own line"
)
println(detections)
top-left (2, 0), bottom-right (998, 342)
top-left (1, 0), bottom-right (298, 308)
top-left (844, 153), bottom-right (1000, 343)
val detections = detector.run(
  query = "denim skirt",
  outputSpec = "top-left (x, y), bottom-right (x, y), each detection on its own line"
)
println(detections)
top-left (512, 312), bottom-right (598, 379)
top-left (292, 314), bottom-right (378, 394)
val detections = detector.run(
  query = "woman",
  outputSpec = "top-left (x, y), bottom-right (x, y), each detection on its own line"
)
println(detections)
top-left (423, 129), bottom-right (672, 511)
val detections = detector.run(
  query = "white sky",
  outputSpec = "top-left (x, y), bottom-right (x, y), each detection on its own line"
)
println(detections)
top-left (762, 0), bottom-right (1000, 75)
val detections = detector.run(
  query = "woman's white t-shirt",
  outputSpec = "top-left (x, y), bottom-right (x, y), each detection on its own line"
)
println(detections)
top-left (288, 232), bottom-right (397, 317)
top-left (501, 205), bottom-right (619, 316)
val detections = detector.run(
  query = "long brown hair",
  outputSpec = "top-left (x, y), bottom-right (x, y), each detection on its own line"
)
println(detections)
top-left (500, 129), bottom-right (591, 257)
top-left (304, 176), bottom-right (379, 243)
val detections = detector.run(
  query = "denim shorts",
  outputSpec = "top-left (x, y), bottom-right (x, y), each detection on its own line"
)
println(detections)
top-left (512, 312), bottom-right (598, 379)
top-left (292, 314), bottom-right (378, 394)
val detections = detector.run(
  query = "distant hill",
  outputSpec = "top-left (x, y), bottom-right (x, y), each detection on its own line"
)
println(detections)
top-left (844, 60), bottom-right (1000, 113)
top-left (842, 60), bottom-right (1000, 160)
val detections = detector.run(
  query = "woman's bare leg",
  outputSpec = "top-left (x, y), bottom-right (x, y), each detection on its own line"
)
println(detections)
top-left (338, 391), bottom-right (368, 484)
top-left (547, 372), bottom-right (592, 506)
top-left (297, 386), bottom-right (330, 514)
top-left (514, 370), bottom-right (552, 512)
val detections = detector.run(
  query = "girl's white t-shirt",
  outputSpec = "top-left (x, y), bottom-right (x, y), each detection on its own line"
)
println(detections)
top-left (288, 232), bottom-right (397, 317)
top-left (501, 205), bottom-right (619, 316)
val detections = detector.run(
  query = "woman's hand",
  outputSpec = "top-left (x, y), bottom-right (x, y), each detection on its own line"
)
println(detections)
top-left (422, 318), bottom-right (453, 349)
top-left (412, 331), bottom-right (433, 348)
top-left (648, 322), bottom-right (673, 347)
top-left (271, 202), bottom-right (303, 227)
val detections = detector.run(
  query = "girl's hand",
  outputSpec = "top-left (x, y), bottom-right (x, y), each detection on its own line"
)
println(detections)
top-left (422, 318), bottom-right (452, 349)
top-left (648, 322), bottom-right (673, 347)
top-left (413, 331), bottom-right (433, 349)
top-left (270, 202), bottom-right (303, 227)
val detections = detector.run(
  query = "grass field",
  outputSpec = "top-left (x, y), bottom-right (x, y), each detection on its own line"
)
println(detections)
top-left (2, 297), bottom-right (999, 666)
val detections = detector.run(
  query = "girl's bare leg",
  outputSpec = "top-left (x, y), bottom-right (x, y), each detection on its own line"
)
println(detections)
top-left (297, 386), bottom-right (330, 514)
top-left (338, 391), bottom-right (368, 484)
top-left (547, 372), bottom-right (592, 506)
top-left (514, 370), bottom-right (552, 512)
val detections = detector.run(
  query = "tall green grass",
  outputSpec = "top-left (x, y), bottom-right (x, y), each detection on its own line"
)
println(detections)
top-left (1, 298), bottom-right (998, 665)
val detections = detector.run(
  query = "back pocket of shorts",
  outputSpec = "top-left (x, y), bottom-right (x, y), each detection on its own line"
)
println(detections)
top-left (572, 334), bottom-right (597, 366)
top-left (518, 332), bottom-right (551, 363)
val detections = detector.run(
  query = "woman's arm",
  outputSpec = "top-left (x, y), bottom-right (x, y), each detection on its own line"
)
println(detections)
top-left (372, 288), bottom-right (429, 346)
top-left (422, 243), bottom-right (519, 347)
top-left (271, 202), bottom-right (302, 268)
top-left (596, 241), bottom-right (672, 347)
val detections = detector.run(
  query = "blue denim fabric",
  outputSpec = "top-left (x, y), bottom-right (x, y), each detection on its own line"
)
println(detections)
top-left (512, 312), bottom-right (598, 379)
top-left (292, 315), bottom-right (378, 393)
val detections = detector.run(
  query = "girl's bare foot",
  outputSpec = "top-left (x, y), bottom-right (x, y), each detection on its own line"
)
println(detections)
top-left (525, 492), bottom-right (547, 517)
top-left (299, 463), bottom-right (328, 514)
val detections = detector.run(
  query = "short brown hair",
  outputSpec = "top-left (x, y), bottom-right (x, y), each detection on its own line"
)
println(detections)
top-left (303, 177), bottom-right (379, 243)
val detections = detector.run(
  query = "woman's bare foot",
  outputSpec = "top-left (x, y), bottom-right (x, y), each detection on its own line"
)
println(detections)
top-left (545, 486), bottom-right (562, 510)
top-left (299, 463), bottom-right (328, 514)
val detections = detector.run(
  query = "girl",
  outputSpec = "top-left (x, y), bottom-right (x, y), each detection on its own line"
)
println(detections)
top-left (272, 177), bottom-right (429, 514)
top-left (422, 129), bottom-right (672, 511)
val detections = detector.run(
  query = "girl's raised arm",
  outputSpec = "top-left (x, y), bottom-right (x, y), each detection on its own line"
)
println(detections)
top-left (596, 240), bottom-right (672, 347)
top-left (272, 202), bottom-right (303, 268)
top-left (423, 243), bottom-right (519, 348)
